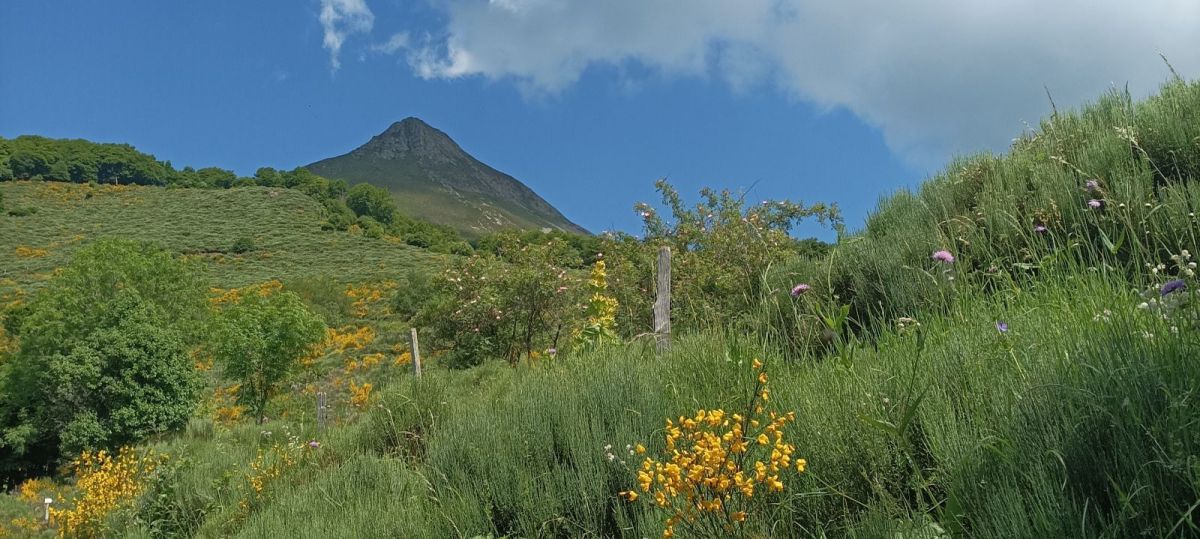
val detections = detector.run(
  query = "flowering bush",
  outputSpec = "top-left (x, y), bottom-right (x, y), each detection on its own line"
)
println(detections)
top-left (604, 180), bottom-right (839, 335)
top-left (622, 359), bottom-right (807, 538)
top-left (419, 236), bottom-right (583, 367)
top-left (51, 448), bottom-right (163, 538)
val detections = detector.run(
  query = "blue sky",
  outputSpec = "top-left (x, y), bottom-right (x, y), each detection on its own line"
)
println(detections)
top-left (2, 1), bottom-right (1197, 237)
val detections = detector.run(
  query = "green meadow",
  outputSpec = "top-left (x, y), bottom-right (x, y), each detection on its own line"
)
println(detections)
top-left (1, 78), bottom-right (1199, 538)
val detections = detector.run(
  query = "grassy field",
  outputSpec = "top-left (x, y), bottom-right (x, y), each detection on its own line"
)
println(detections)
top-left (0, 181), bottom-right (446, 296)
top-left (2, 79), bottom-right (1199, 538)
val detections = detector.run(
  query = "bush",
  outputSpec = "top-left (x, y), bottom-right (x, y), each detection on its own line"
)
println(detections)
top-left (345, 183), bottom-right (397, 225)
top-left (210, 288), bottom-right (326, 424)
top-left (230, 235), bottom-right (256, 254)
top-left (0, 239), bottom-right (208, 479)
top-left (6, 206), bottom-right (36, 217)
top-left (418, 237), bottom-right (583, 366)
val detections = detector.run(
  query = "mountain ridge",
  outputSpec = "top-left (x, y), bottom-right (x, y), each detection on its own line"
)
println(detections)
top-left (305, 118), bottom-right (587, 237)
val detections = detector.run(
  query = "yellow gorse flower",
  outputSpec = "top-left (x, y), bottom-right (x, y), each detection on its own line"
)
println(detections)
top-left (622, 359), bottom-right (806, 538)
top-left (50, 448), bottom-right (163, 538)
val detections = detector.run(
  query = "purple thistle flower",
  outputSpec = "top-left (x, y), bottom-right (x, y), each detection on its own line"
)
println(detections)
top-left (790, 283), bottom-right (811, 297)
top-left (1085, 179), bottom-right (1100, 191)
top-left (1087, 199), bottom-right (1103, 209)
top-left (996, 321), bottom-right (1009, 333)
top-left (547, 347), bottom-right (558, 358)
top-left (1161, 279), bottom-right (1186, 296)
top-left (308, 440), bottom-right (320, 449)
top-left (932, 250), bottom-right (955, 264)
top-left (1034, 224), bottom-right (1048, 234)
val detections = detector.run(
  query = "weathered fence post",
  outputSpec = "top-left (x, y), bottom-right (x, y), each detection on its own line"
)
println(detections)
top-left (410, 327), bottom-right (422, 377)
top-left (316, 391), bottom-right (327, 432)
top-left (43, 498), bottom-right (52, 524)
top-left (654, 246), bottom-right (671, 353)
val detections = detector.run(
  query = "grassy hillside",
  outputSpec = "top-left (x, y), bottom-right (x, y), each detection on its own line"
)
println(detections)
top-left (0, 181), bottom-right (446, 296)
top-left (1, 79), bottom-right (1198, 538)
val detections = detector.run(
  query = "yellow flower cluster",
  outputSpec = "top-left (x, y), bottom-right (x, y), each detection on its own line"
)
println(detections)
top-left (345, 352), bottom-right (385, 372)
top-left (209, 280), bottom-right (283, 306)
top-left (574, 260), bottom-right (619, 348)
top-left (14, 246), bottom-right (49, 258)
top-left (393, 350), bottom-right (413, 366)
top-left (51, 448), bottom-right (163, 539)
top-left (326, 326), bottom-right (375, 353)
top-left (212, 384), bottom-right (246, 425)
top-left (239, 442), bottom-right (302, 513)
top-left (349, 382), bottom-right (373, 408)
top-left (622, 359), bottom-right (806, 538)
top-left (345, 281), bottom-right (394, 318)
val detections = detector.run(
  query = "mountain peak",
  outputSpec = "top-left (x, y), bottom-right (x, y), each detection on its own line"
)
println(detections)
top-left (356, 117), bottom-right (463, 164)
top-left (305, 119), bottom-right (588, 237)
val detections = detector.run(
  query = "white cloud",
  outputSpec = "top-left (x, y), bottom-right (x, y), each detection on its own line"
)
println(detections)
top-left (319, 0), bottom-right (374, 71)
top-left (372, 32), bottom-right (410, 54)
top-left (396, 0), bottom-right (1200, 167)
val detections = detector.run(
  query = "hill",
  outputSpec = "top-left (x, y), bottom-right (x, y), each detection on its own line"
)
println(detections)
top-left (0, 181), bottom-right (446, 297)
top-left (304, 118), bottom-right (588, 238)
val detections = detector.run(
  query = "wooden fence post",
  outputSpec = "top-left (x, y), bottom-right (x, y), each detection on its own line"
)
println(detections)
top-left (410, 327), bottom-right (422, 377)
top-left (316, 391), bottom-right (327, 432)
top-left (654, 246), bottom-right (671, 353)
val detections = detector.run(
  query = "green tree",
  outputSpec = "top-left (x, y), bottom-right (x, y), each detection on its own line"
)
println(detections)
top-left (211, 290), bottom-right (325, 424)
top-left (345, 183), bottom-right (397, 224)
top-left (0, 239), bottom-right (208, 478)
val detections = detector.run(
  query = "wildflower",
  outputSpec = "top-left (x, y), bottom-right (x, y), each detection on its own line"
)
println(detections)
top-left (547, 347), bottom-right (557, 358)
top-left (790, 283), bottom-right (812, 297)
top-left (1087, 199), bottom-right (1103, 209)
top-left (932, 250), bottom-right (955, 263)
top-left (1161, 279), bottom-right (1186, 296)
top-left (620, 490), bottom-right (638, 501)
top-left (1085, 179), bottom-right (1100, 191)
top-left (996, 321), bottom-right (1009, 333)
top-left (1034, 224), bottom-right (1047, 234)
top-left (307, 440), bottom-right (320, 449)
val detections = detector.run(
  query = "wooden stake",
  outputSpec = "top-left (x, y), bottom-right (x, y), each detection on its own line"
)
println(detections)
top-left (316, 391), bottom-right (327, 432)
top-left (654, 246), bottom-right (671, 353)
top-left (410, 327), bottom-right (422, 377)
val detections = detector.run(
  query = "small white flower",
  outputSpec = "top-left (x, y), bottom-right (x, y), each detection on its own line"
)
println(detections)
top-left (1137, 302), bottom-right (1149, 310)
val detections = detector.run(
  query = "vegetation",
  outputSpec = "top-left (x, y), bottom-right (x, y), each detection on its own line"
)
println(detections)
top-left (0, 136), bottom-right (475, 253)
top-left (0, 77), bottom-right (1199, 538)
top-left (0, 240), bottom-right (206, 479)
top-left (210, 283), bottom-right (326, 424)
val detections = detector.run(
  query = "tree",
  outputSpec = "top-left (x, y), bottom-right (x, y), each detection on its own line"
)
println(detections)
top-left (211, 289), bottom-right (325, 424)
top-left (0, 239), bottom-right (208, 479)
top-left (345, 183), bottom-right (397, 224)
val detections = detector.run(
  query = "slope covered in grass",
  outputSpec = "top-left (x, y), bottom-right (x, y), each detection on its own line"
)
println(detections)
top-left (0, 181), bottom-right (446, 295)
top-left (2, 79), bottom-right (1199, 538)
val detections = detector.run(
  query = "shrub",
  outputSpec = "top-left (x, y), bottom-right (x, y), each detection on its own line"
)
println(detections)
top-left (0, 239), bottom-right (207, 479)
top-left (419, 236), bottom-right (582, 366)
top-left (602, 180), bottom-right (840, 336)
top-left (345, 183), bottom-right (397, 225)
top-left (210, 287), bottom-right (326, 424)
top-left (230, 235), bottom-right (256, 254)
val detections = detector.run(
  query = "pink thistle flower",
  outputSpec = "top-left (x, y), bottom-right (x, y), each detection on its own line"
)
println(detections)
top-left (932, 250), bottom-right (955, 264)
top-left (1087, 199), bottom-right (1103, 209)
top-left (790, 283), bottom-right (811, 297)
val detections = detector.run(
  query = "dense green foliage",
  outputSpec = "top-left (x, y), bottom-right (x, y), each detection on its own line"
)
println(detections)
top-left (418, 236), bottom-right (585, 367)
top-left (211, 289), bottom-right (326, 424)
top-left (0, 240), bottom-right (206, 478)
